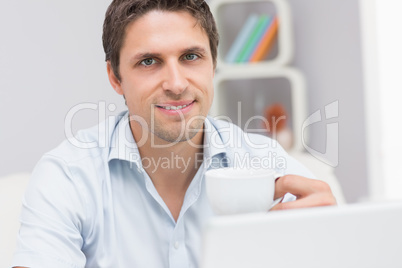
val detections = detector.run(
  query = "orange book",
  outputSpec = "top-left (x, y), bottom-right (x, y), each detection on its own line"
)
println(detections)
top-left (249, 16), bottom-right (279, 62)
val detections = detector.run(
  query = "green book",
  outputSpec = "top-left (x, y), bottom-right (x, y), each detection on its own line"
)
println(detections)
top-left (235, 15), bottom-right (269, 63)
top-left (225, 14), bottom-right (259, 63)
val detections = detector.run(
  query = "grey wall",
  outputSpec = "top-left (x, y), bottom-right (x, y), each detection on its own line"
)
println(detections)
top-left (0, 1), bottom-right (126, 177)
top-left (287, 0), bottom-right (368, 202)
top-left (1, 0), bottom-right (367, 203)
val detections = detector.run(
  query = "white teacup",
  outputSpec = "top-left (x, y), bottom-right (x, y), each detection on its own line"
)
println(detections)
top-left (205, 167), bottom-right (282, 215)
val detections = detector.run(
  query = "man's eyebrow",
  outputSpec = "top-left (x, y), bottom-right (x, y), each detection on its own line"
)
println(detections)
top-left (181, 46), bottom-right (207, 55)
top-left (129, 52), bottom-right (161, 65)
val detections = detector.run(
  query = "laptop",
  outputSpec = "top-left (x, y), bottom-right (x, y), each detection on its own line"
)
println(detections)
top-left (200, 201), bottom-right (402, 268)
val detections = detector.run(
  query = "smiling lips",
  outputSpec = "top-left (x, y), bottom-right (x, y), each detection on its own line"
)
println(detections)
top-left (155, 100), bottom-right (195, 114)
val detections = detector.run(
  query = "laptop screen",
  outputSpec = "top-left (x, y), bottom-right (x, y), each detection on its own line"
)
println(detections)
top-left (200, 201), bottom-right (402, 268)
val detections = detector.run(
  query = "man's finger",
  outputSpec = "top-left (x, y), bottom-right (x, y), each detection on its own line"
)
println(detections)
top-left (270, 192), bottom-right (336, 211)
top-left (274, 175), bottom-right (332, 200)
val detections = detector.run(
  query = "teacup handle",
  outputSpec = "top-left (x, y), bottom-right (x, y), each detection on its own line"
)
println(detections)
top-left (270, 172), bottom-right (284, 210)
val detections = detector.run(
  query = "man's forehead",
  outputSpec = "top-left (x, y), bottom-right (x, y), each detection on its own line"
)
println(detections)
top-left (126, 9), bottom-right (203, 33)
top-left (121, 10), bottom-right (210, 54)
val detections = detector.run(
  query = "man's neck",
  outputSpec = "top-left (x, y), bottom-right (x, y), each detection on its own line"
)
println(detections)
top-left (132, 126), bottom-right (204, 221)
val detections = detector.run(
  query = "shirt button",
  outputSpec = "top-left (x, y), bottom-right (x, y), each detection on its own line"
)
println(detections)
top-left (174, 241), bottom-right (180, 249)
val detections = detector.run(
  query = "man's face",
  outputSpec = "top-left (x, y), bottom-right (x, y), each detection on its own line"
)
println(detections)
top-left (108, 10), bottom-right (215, 145)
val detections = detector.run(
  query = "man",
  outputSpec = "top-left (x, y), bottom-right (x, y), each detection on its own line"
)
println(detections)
top-left (13, 0), bottom-right (336, 267)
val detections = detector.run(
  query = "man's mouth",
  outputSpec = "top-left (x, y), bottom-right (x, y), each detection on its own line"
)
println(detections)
top-left (155, 101), bottom-right (195, 111)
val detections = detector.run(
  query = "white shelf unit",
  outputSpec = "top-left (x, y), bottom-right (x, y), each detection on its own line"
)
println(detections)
top-left (209, 0), bottom-right (294, 70)
top-left (209, 0), bottom-right (308, 152)
top-left (210, 67), bottom-right (308, 152)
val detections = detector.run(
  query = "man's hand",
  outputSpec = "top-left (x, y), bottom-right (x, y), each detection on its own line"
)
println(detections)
top-left (271, 175), bottom-right (337, 210)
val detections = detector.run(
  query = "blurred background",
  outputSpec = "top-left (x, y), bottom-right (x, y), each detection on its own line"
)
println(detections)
top-left (0, 0), bottom-right (401, 204)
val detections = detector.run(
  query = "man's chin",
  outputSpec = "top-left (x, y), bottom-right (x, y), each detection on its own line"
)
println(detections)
top-left (148, 115), bottom-right (205, 143)
top-left (151, 129), bottom-right (200, 144)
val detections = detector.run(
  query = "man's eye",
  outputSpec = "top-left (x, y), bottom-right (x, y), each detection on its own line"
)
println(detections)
top-left (184, 54), bottom-right (198, 61)
top-left (141, 58), bottom-right (156, 66)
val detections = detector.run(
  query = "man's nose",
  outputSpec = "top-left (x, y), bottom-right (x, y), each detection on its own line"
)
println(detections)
top-left (162, 61), bottom-right (189, 94)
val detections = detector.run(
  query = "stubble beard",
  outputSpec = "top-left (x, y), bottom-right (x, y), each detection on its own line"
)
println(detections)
top-left (151, 115), bottom-right (205, 144)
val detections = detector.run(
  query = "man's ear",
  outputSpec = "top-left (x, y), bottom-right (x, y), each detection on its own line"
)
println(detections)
top-left (107, 61), bottom-right (123, 95)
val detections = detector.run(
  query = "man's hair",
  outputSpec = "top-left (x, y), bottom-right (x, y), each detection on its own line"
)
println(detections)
top-left (102, 0), bottom-right (219, 81)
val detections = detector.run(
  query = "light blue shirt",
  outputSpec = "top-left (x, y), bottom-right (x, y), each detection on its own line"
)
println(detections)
top-left (13, 111), bottom-right (313, 268)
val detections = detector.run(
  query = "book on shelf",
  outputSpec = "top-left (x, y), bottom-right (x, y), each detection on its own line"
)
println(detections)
top-left (250, 16), bottom-right (279, 62)
top-left (245, 15), bottom-right (273, 62)
top-left (225, 14), bottom-right (279, 63)
top-left (224, 14), bottom-right (259, 63)
top-left (235, 15), bottom-right (270, 63)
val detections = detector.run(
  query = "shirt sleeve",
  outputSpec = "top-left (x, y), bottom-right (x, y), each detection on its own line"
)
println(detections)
top-left (12, 154), bottom-right (87, 268)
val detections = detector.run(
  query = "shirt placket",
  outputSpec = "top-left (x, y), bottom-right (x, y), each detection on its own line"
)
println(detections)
top-left (168, 217), bottom-right (189, 268)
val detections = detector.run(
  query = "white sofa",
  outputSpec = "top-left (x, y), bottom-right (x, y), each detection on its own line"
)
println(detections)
top-left (0, 172), bottom-right (30, 268)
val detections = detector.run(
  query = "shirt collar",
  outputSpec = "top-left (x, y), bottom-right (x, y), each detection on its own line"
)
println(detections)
top-left (203, 116), bottom-right (227, 162)
top-left (108, 111), bottom-right (141, 166)
top-left (107, 112), bottom-right (227, 167)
